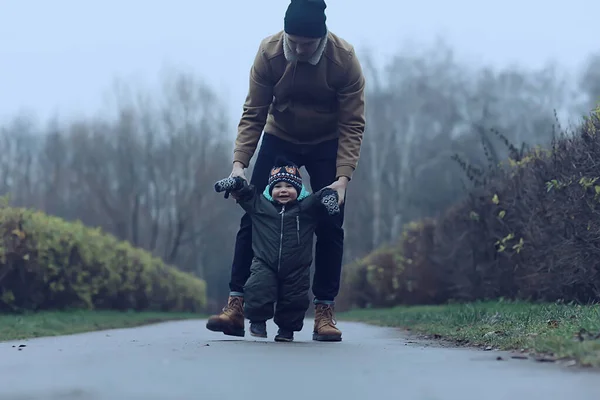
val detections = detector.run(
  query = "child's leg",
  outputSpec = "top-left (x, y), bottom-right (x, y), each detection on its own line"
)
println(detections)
top-left (274, 264), bottom-right (311, 340)
top-left (243, 258), bottom-right (277, 337)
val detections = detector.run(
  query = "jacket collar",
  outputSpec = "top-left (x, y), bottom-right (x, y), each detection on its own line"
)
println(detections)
top-left (283, 31), bottom-right (328, 66)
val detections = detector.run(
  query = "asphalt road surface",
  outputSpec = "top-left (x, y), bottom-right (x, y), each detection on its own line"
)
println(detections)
top-left (1, 319), bottom-right (599, 400)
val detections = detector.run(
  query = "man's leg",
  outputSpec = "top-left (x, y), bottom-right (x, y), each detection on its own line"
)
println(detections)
top-left (304, 138), bottom-right (345, 342)
top-left (206, 133), bottom-right (303, 336)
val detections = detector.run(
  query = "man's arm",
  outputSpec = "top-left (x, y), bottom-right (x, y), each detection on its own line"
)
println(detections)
top-left (233, 41), bottom-right (275, 168)
top-left (335, 47), bottom-right (366, 181)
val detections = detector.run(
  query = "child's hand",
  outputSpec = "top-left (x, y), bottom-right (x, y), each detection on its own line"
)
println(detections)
top-left (214, 176), bottom-right (245, 199)
top-left (325, 177), bottom-right (348, 205)
top-left (320, 190), bottom-right (340, 215)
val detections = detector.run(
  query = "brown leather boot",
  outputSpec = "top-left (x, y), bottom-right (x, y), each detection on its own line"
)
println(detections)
top-left (206, 295), bottom-right (245, 337)
top-left (313, 303), bottom-right (342, 342)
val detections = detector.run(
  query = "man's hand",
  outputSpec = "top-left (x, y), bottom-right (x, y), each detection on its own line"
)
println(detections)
top-left (230, 161), bottom-right (247, 181)
top-left (326, 176), bottom-right (349, 205)
top-left (229, 162), bottom-right (247, 200)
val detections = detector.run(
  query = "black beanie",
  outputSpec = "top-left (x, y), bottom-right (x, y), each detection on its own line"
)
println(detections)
top-left (284, 0), bottom-right (327, 39)
top-left (268, 156), bottom-right (303, 196)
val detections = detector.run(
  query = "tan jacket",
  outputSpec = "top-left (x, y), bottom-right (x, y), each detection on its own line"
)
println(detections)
top-left (234, 30), bottom-right (366, 180)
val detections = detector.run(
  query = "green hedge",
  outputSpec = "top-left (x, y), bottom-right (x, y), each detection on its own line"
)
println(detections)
top-left (337, 220), bottom-right (438, 311)
top-left (0, 204), bottom-right (206, 313)
top-left (336, 243), bottom-right (404, 310)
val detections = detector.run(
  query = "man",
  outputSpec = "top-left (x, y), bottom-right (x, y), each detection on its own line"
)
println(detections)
top-left (206, 0), bottom-right (366, 342)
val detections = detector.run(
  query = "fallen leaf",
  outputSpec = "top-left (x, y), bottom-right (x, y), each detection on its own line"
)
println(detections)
top-left (547, 319), bottom-right (559, 328)
top-left (534, 356), bottom-right (556, 363)
top-left (511, 355), bottom-right (528, 360)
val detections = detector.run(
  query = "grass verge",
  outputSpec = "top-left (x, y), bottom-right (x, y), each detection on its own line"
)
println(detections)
top-left (339, 300), bottom-right (600, 368)
top-left (0, 310), bottom-right (204, 342)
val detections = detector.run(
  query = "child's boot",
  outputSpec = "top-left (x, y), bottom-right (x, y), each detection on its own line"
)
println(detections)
top-left (313, 302), bottom-right (342, 342)
top-left (274, 328), bottom-right (294, 342)
top-left (250, 321), bottom-right (267, 338)
top-left (205, 294), bottom-right (245, 337)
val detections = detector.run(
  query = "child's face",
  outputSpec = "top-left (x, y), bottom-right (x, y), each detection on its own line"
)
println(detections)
top-left (272, 182), bottom-right (298, 204)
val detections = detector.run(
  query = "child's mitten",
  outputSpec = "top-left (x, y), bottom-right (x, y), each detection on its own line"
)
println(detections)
top-left (320, 189), bottom-right (340, 215)
top-left (214, 176), bottom-right (245, 199)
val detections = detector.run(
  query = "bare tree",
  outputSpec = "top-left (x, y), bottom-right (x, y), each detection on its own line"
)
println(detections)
top-left (0, 46), bottom-right (583, 307)
top-left (578, 52), bottom-right (600, 113)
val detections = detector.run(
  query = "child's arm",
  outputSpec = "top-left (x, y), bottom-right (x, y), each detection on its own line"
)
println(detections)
top-left (214, 176), bottom-right (259, 214)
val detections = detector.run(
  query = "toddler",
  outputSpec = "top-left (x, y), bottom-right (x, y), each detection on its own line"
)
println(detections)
top-left (214, 156), bottom-right (340, 342)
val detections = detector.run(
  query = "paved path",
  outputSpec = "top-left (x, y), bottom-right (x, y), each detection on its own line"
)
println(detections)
top-left (1, 319), bottom-right (599, 400)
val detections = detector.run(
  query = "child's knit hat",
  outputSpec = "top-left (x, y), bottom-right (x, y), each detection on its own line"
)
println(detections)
top-left (268, 156), bottom-right (303, 196)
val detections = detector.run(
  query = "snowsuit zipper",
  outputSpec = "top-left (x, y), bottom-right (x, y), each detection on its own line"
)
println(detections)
top-left (296, 216), bottom-right (300, 245)
top-left (278, 205), bottom-right (285, 270)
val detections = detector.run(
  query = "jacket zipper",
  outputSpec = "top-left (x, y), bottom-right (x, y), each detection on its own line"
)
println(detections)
top-left (278, 205), bottom-right (285, 270)
top-left (296, 216), bottom-right (300, 245)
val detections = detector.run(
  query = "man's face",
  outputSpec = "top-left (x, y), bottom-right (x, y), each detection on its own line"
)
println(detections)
top-left (272, 181), bottom-right (298, 204)
top-left (286, 34), bottom-right (321, 62)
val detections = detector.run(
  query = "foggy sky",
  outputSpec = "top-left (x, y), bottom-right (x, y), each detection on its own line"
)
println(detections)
top-left (1, 0), bottom-right (597, 125)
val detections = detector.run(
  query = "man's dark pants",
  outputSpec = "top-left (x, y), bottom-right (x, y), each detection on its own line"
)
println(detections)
top-left (229, 133), bottom-right (345, 303)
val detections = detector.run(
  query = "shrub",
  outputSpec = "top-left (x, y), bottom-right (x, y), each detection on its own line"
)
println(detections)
top-left (399, 218), bottom-right (443, 304)
top-left (336, 243), bottom-right (405, 310)
top-left (340, 105), bottom-right (600, 308)
top-left (337, 218), bottom-right (444, 311)
top-left (0, 203), bottom-right (206, 313)
top-left (429, 105), bottom-right (600, 303)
